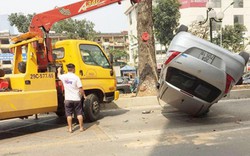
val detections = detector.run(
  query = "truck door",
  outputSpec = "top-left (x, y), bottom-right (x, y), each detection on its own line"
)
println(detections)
top-left (79, 44), bottom-right (115, 91)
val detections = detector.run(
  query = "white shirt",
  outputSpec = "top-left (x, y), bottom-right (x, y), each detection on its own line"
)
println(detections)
top-left (58, 72), bottom-right (82, 101)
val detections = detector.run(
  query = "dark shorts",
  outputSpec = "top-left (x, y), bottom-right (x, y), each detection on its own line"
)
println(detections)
top-left (64, 100), bottom-right (83, 117)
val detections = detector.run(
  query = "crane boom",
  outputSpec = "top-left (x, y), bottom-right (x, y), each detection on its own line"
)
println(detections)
top-left (29, 0), bottom-right (126, 37)
top-left (11, 0), bottom-right (140, 70)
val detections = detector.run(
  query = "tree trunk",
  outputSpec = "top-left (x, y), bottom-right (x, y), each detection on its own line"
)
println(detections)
top-left (136, 0), bottom-right (158, 96)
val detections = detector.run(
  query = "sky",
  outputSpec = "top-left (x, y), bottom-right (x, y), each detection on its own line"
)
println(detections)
top-left (0, 0), bottom-right (129, 33)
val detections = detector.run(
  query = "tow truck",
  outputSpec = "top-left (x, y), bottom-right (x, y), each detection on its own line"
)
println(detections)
top-left (0, 0), bottom-right (140, 122)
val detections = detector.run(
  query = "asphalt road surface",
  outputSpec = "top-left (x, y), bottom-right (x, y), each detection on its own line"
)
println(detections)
top-left (1, 96), bottom-right (250, 156)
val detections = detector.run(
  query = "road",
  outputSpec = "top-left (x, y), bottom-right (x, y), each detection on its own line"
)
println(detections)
top-left (1, 96), bottom-right (250, 156)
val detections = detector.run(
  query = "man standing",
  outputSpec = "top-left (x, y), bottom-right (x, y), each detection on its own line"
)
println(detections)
top-left (57, 63), bottom-right (86, 133)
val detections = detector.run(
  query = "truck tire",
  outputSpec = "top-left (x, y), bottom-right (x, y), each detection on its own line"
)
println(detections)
top-left (239, 51), bottom-right (249, 65)
top-left (84, 94), bottom-right (100, 122)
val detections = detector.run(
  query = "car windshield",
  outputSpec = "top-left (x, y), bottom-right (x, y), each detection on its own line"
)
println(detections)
top-left (116, 77), bottom-right (130, 84)
top-left (116, 77), bottom-right (124, 84)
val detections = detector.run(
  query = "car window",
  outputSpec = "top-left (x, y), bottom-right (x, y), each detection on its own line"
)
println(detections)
top-left (116, 77), bottom-right (124, 84)
top-left (166, 67), bottom-right (221, 102)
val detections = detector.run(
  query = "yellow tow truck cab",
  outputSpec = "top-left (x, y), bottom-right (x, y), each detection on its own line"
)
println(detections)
top-left (0, 34), bottom-right (119, 122)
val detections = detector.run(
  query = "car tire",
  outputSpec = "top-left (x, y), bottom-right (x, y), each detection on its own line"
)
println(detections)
top-left (239, 51), bottom-right (249, 65)
top-left (84, 94), bottom-right (100, 122)
top-left (176, 25), bottom-right (188, 34)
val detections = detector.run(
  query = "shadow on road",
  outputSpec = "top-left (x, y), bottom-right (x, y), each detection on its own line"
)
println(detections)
top-left (0, 101), bottom-right (129, 140)
top-left (160, 101), bottom-right (250, 126)
top-left (0, 114), bottom-right (67, 140)
top-left (149, 99), bottom-right (250, 156)
top-left (99, 101), bottom-right (130, 119)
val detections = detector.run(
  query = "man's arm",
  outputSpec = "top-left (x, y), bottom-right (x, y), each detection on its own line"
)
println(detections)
top-left (57, 67), bottom-right (62, 78)
top-left (79, 87), bottom-right (87, 98)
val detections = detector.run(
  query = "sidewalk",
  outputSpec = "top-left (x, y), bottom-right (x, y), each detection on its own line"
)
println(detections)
top-left (115, 95), bottom-right (159, 108)
top-left (223, 88), bottom-right (250, 99)
top-left (117, 85), bottom-right (250, 106)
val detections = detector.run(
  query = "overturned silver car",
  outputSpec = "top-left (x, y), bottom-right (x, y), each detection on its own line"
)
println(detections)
top-left (157, 26), bottom-right (249, 116)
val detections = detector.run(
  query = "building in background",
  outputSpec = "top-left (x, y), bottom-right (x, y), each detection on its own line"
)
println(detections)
top-left (0, 31), bottom-right (13, 73)
top-left (179, 0), bottom-right (249, 48)
top-left (124, 2), bottom-right (138, 66)
top-left (179, 0), bottom-right (247, 29)
top-left (0, 31), bottom-right (129, 75)
top-left (94, 31), bottom-right (129, 52)
top-left (94, 31), bottom-right (129, 66)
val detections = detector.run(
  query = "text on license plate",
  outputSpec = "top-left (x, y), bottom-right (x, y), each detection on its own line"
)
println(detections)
top-left (198, 51), bottom-right (216, 64)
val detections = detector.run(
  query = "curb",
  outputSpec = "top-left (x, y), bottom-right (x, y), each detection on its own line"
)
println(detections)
top-left (223, 89), bottom-right (250, 100)
top-left (116, 89), bottom-right (250, 106)
top-left (115, 96), bottom-right (158, 108)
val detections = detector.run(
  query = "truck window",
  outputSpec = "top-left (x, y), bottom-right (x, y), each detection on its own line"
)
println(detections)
top-left (20, 45), bottom-right (28, 62)
top-left (80, 44), bottom-right (110, 68)
top-left (52, 48), bottom-right (65, 59)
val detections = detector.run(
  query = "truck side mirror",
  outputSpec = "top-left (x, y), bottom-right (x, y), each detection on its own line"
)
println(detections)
top-left (109, 53), bottom-right (114, 66)
top-left (52, 54), bottom-right (57, 60)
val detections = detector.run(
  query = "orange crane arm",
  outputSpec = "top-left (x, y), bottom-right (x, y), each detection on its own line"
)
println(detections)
top-left (13, 0), bottom-right (140, 70)
top-left (29, 0), bottom-right (140, 37)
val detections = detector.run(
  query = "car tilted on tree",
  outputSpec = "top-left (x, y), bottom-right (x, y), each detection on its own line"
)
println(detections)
top-left (157, 25), bottom-right (249, 116)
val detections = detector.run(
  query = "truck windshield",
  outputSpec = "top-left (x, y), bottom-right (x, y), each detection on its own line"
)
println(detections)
top-left (80, 44), bottom-right (110, 68)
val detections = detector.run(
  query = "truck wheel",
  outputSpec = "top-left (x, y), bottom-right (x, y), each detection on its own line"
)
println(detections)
top-left (84, 94), bottom-right (100, 122)
top-left (239, 51), bottom-right (249, 65)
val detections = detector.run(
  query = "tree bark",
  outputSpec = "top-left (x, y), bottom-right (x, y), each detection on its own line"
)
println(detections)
top-left (136, 0), bottom-right (158, 96)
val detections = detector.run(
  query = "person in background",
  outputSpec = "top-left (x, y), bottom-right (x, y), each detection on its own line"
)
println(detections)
top-left (57, 63), bottom-right (86, 133)
top-left (131, 77), bottom-right (139, 93)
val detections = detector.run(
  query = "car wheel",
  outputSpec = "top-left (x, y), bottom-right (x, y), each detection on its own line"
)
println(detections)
top-left (84, 94), bottom-right (100, 122)
top-left (239, 51), bottom-right (249, 65)
top-left (176, 25), bottom-right (188, 34)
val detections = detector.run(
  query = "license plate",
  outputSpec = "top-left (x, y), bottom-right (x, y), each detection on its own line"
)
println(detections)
top-left (198, 51), bottom-right (216, 64)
